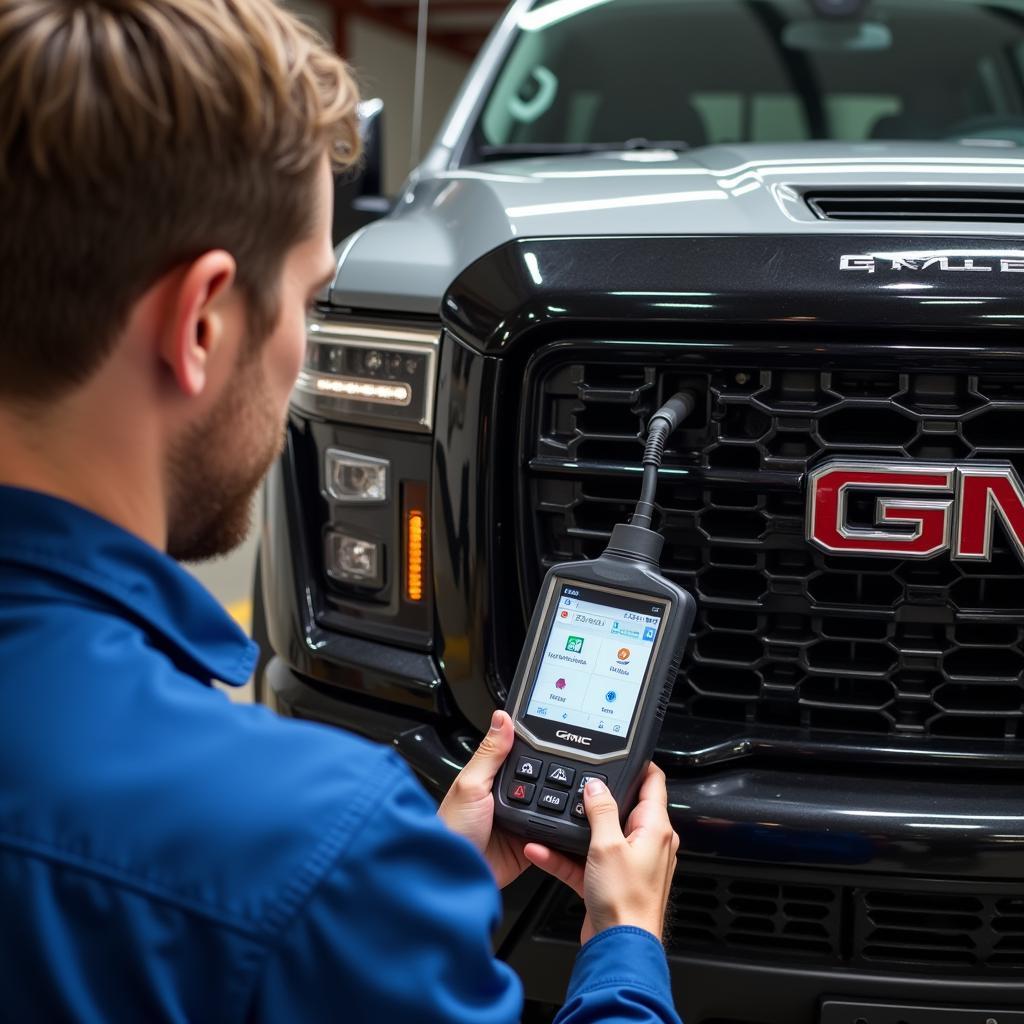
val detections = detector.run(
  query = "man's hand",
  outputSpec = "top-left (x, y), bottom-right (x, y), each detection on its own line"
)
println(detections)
top-left (523, 763), bottom-right (679, 944)
top-left (437, 710), bottom-right (531, 889)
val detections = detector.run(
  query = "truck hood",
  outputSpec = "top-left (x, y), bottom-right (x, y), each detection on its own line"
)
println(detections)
top-left (330, 141), bottom-right (1024, 315)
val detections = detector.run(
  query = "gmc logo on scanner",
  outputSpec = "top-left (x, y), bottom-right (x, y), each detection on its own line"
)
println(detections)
top-left (556, 730), bottom-right (592, 747)
top-left (807, 460), bottom-right (1024, 562)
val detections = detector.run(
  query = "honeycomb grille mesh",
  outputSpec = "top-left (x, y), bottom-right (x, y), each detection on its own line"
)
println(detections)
top-left (522, 353), bottom-right (1024, 745)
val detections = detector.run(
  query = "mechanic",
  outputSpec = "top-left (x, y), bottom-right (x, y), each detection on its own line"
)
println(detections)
top-left (0, 1), bottom-right (682, 1021)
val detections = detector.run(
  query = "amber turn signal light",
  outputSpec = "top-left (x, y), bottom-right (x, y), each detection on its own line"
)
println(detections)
top-left (406, 510), bottom-right (425, 602)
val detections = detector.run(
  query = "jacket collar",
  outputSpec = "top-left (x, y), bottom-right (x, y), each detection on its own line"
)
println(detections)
top-left (0, 486), bottom-right (258, 686)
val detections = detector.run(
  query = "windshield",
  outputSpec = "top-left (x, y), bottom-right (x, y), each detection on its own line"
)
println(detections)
top-left (477, 0), bottom-right (1024, 152)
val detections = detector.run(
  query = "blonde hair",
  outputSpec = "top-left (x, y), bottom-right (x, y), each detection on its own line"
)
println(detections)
top-left (0, 0), bottom-right (360, 398)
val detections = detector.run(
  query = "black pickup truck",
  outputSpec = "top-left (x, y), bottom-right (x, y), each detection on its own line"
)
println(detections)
top-left (256, 0), bottom-right (1024, 1018)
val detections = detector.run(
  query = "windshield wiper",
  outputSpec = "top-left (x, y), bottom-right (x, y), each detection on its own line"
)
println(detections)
top-left (478, 138), bottom-right (689, 160)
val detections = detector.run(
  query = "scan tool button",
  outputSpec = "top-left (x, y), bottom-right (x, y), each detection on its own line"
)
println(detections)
top-left (571, 799), bottom-right (588, 821)
top-left (537, 788), bottom-right (567, 814)
top-left (514, 757), bottom-right (542, 781)
top-left (575, 772), bottom-right (608, 796)
top-left (545, 763), bottom-right (576, 789)
top-left (508, 780), bottom-right (535, 805)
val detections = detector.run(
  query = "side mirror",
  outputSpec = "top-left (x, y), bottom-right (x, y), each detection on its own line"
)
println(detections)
top-left (333, 98), bottom-right (391, 245)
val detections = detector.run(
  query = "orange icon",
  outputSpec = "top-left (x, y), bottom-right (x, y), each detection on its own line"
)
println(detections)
top-left (617, 647), bottom-right (630, 661)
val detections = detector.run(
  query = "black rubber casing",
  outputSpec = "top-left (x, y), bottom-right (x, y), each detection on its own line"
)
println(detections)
top-left (493, 547), bottom-right (696, 855)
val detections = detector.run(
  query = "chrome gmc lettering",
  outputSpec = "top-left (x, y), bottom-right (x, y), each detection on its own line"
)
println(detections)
top-left (556, 730), bottom-right (593, 746)
top-left (806, 460), bottom-right (1024, 562)
top-left (839, 254), bottom-right (1024, 274)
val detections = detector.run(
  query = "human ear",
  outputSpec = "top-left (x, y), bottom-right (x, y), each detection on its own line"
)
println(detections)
top-left (158, 250), bottom-right (237, 398)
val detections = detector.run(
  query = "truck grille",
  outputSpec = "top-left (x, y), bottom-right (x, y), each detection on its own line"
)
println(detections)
top-left (537, 871), bottom-right (1024, 974)
top-left (519, 343), bottom-right (1024, 748)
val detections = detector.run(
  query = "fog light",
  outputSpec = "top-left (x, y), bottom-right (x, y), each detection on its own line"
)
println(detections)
top-left (326, 531), bottom-right (382, 586)
top-left (324, 449), bottom-right (389, 504)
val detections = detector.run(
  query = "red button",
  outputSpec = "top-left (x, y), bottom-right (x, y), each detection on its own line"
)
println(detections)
top-left (508, 779), bottom-right (535, 805)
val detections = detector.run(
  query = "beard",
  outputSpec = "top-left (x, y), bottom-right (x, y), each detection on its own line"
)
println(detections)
top-left (166, 351), bottom-right (286, 563)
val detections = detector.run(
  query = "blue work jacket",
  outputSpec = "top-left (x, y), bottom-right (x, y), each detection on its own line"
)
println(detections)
top-left (0, 486), bottom-right (681, 1023)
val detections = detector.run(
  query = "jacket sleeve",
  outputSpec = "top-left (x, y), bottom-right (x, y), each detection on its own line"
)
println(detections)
top-left (555, 927), bottom-right (683, 1024)
top-left (247, 753), bottom-right (524, 1024)
top-left (247, 749), bottom-right (680, 1024)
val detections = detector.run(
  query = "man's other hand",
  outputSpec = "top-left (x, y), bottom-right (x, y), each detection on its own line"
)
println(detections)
top-left (438, 710), bottom-right (531, 889)
top-left (522, 763), bottom-right (679, 944)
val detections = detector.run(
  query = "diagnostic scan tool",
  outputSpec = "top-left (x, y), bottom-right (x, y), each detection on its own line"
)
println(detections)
top-left (494, 394), bottom-right (698, 854)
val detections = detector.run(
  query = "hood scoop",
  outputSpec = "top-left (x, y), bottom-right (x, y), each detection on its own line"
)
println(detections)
top-left (806, 189), bottom-right (1024, 223)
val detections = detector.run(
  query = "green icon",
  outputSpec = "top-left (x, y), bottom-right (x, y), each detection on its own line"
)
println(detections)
top-left (565, 636), bottom-right (584, 653)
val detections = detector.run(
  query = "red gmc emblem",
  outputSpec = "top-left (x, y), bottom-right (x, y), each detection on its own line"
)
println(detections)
top-left (806, 459), bottom-right (1024, 562)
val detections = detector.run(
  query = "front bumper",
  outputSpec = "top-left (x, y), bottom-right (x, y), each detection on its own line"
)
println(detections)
top-left (268, 654), bottom-right (1024, 1022)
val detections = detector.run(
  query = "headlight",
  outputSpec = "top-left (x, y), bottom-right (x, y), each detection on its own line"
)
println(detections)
top-left (293, 317), bottom-right (439, 432)
top-left (324, 449), bottom-right (389, 504)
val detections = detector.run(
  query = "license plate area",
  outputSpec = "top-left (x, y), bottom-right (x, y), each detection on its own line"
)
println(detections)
top-left (821, 999), bottom-right (1024, 1024)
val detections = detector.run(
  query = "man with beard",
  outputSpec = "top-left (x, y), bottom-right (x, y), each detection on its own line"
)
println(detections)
top-left (0, 2), bottom-right (682, 1021)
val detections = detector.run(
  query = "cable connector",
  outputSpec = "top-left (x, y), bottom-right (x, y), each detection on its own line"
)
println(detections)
top-left (627, 391), bottom-right (698, 539)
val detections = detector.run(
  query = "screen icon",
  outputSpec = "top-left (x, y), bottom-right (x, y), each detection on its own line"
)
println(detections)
top-left (616, 647), bottom-right (630, 663)
top-left (565, 636), bottom-right (584, 653)
top-left (554, 677), bottom-right (566, 690)
top-left (560, 610), bottom-right (569, 619)
top-left (605, 690), bottom-right (617, 703)
top-left (643, 626), bottom-right (657, 642)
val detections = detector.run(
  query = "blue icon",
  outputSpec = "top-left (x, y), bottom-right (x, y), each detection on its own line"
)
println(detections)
top-left (562, 712), bottom-right (568, 719)
top-left (536, 705), bottom-right (548, 716)
top-left (643, 626), bottom-right (657, 641)
top-left (605, 690), bottom-right (617, 703)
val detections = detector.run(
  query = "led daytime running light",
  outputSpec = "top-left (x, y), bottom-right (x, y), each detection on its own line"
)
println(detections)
top-left (298, 370), bottom-right (411, 406)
